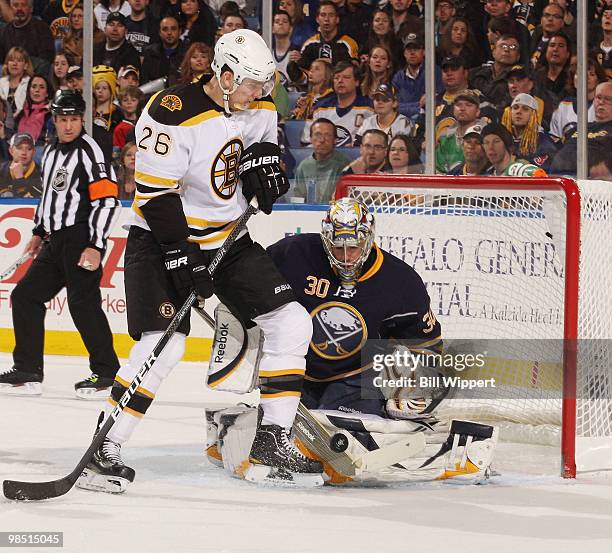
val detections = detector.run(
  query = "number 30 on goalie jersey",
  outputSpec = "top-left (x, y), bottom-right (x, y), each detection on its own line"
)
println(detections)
top-left (267, 233), bottom-right (442, 382)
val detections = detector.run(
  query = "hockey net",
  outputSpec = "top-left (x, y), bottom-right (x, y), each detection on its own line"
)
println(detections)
top-left (336, 175), bottom-right (612, 477)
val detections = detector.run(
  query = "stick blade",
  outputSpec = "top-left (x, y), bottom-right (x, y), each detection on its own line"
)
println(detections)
top-left (3, 473), bottom-right (77, 501)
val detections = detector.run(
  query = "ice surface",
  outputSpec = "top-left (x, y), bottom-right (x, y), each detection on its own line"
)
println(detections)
top-left (2, 353), bottom-right (612, 553)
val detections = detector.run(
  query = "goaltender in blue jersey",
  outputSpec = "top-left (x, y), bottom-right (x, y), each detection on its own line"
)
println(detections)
top-left (267, 201), bottom-right (443, 418)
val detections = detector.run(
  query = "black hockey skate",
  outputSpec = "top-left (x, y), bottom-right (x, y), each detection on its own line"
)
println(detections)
top-left (76, 414), bottom-right (135, 494)
top-left (0, 367), bottom-right (42, 395)
top-left (247, 424), bottom-right (324, 487)
top-left (74, 373), bottom-right (114, 400)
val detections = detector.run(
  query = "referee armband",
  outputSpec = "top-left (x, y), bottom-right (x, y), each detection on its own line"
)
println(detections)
top-left (89, 178), bottom-right (119, 201)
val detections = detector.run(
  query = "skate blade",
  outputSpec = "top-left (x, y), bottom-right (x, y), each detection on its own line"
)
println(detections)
top-left (244, 463), bottom-right (324, 488)
top-left (74, 387), bottom-right (111, 400)
top-left (0, 382), bottom-right (42, 396)
top-left (76, 468), bottom-right (130, 494)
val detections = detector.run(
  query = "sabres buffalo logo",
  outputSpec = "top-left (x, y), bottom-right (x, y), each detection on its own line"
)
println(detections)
top-left (160, 94), bottom-right (183, 111)
top-left (211, 139), bottom-right (243, 199)
top-left (310, 302), bottom-right (367, 360)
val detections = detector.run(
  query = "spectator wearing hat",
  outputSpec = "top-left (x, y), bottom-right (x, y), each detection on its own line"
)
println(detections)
top-left (94, 12), bottom-right (141, 74)
top-left (341, 128), bottom-right (388, 176)
top-left (481, 122), bottom-right (547, 176)
top-left (0, 132), bottom-right (42, 197)
top-left (125, 0), bottom-right (159, 55)
top-left (301, 61), bottom-right (373, 147)
top-left (501, 92), bottom-right (556, 171)
top-left (548, 57), bottom-right (606, 143)
top-left (293, 118), bottom-right (351, 204)
top-left (117, 64), bottom-right (140, 93)
top-left (140, 15), bottom-right (187, 88)
top-left (436, 90), bottom-right (489, 174)
top-left (592, 6), bottom-right (612, 80)
top-left (65, 65), bottom-right (84, 93)
top-left (286, 2), bottom-right (358, 87)
top-left (448, 124), bottom-right (491, 176)
top-left (355, 83), bottom-right (413, 146)
top-left (414, 56), bottom-right (497, 150)
top-left (392, 33), bottom-right (443, 120)
top-left (470, 34), bottom-right (521, 111)
top-left (92, 65), bottom-right (121, 164)
top-left (503, 64), bottom-right (555, 131)
top-left (94, 0), bottom-right (132, 31)
top-left (437, 15), bottom-right (482, 69)
top-left (384, 0), bottom-right (423, 42)
top-left (0, 0), bottom-right (55, 76)
top-left (550, 82), bottom-right (612, 176)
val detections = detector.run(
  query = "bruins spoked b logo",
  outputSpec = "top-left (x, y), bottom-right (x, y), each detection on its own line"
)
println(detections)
top-left (211, 139), bottom-right (243, 199)
top-left (310, 302), bottom-right (367, 360)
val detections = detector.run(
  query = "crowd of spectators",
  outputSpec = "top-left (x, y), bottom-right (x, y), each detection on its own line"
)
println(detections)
top-left (0, 0), bottom-right (610, 204)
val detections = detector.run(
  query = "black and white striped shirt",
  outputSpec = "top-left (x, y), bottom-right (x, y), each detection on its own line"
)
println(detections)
top-left (33, 133), bottom-right (120, 251)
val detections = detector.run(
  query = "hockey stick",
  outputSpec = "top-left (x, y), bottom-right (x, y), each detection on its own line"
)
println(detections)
top-left (3, 201), bottom-right (259, 501)
top-left (0, 252), bottom-right (32, 281)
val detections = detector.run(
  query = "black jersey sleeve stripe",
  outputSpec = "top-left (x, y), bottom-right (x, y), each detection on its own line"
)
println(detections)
top-left (139, 193), bottom-right (190, 245)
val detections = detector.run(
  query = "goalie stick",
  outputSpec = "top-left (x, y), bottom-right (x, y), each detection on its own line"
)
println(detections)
top-left (2, 201), bottom-right (259, 501)
top-left (0, 252), bottom-right (32, 281)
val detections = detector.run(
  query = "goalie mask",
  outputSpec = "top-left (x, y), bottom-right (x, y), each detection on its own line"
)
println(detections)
top-left (211, 29), bottom-right (276, 113)
top-left (321, 198), bottom-right (375, 289)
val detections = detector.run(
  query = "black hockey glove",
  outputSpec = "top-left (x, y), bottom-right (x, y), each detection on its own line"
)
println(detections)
top-left (239, 142), bottom-right (289, 215)
top-left (161, 241), bottom-right (214, 300)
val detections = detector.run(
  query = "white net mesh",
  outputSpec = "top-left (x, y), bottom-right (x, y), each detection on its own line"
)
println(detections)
top-left (343, 177), bottom-right (612, 472)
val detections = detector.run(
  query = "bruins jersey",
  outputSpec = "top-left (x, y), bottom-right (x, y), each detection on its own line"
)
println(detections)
top-left (128, 75), bottom-right (277, 249)
top-left (267, 233), bottom-right (442, 382)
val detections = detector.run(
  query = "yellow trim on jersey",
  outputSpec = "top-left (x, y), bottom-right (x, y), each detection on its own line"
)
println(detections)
top-left (248, 99), bottom-right (276, 111)
top-left (179, 109), bottom-right (223, 127)
top-left (259, 368), bottom-right (306, 378)
top-left (145, 91), bottom-right (162, 110)
top-left (339, 35), bottom-right (359, 59)
top-left (408, 336), bottom-right (443, 351)
top-left (131, 201), bottom-right (144, 218)
top-left (259, 391), bottom-right (302, 398)
top-left (358, 244), bottom-right (383, 282)
top-left (114, 375), bottom-right (155, 399)
top-left (134, 171), bottom-right (179, 188)
top-left (185, 216), bottom-right (234, 228)
top-left (189, 220), bottom-right (239, 244)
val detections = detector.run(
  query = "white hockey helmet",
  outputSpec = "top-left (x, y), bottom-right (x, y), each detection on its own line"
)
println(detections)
top-left (212, 29), bottom-right (276, 99)
top-left (321, 198), bottom-right (375, 289)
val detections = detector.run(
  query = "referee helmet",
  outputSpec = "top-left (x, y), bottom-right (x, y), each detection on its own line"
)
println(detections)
top-left (51, 89), bottom-right (86, 116)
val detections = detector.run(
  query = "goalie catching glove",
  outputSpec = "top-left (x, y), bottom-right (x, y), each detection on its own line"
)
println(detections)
top-left (239, 142), bottom-right (289, 214)
top-left (162, 241), bottom-right (214, 300)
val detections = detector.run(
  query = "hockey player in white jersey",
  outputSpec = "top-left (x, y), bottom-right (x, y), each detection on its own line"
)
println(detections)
top-left (77, 29), bottom-right (324, 493)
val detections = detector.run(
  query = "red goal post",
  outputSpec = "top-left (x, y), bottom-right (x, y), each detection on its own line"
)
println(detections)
top-left (336, 174), bottom-right (612, 478)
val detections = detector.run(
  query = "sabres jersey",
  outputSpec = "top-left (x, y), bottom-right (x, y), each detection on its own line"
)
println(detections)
top-left (267, 233), bottom-right (442, 382)
top-left (128, 75), bottom-right (277, 249)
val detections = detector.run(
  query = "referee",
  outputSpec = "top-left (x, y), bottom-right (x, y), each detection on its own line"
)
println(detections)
top-left (0, 90), bottom-right (121, 398)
